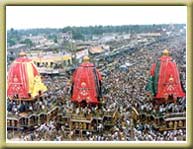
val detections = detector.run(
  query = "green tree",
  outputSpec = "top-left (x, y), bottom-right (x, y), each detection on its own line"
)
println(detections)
top-left (7, 28), bottom-right (21, 46)
top-left (20, 39), bottom-right (33, 47)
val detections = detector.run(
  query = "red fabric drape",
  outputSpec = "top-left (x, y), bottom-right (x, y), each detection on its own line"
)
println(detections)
top-left (151, 55), bottom-right (185, 99)
top-left (72, 62), bottom-right (102, 104)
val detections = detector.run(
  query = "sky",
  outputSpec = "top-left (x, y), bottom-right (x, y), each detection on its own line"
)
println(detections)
top-left (6, 6), bottom-right (187, 30)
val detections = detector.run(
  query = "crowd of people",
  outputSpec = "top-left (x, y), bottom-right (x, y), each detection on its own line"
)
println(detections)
top-left (100, 32), bottom-right (186, 141)
top-left (7, 28), bottom-right (186, 141)
top-left (7, 76), bottom-right (67, 116)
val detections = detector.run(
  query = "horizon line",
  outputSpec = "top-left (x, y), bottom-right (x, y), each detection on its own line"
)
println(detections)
top-left (7, 23), bottom-right (186, 31)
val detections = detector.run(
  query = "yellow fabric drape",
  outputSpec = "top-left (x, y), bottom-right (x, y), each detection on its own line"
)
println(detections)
top-left (26, 62), bottom-right (35, 94)
top-left (31, 75), bottom-right (47, 97)
top-left (26, 63), bottom-right (47, 97)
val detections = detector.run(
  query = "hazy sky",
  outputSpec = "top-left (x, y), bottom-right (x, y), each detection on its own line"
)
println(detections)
top-left (6, 6), bottom-right (187, 29)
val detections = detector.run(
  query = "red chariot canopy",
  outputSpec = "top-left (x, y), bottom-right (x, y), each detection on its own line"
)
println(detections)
top-left (7, 56), bottom-right (47, 99)
top-left (150, 55), bottom-right (185, 99)
top-left (71, 62), bottom-right (102, 104)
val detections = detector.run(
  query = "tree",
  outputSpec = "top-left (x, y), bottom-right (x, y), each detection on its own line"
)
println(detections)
top-left (20, 39), bottom-right (33, 47)
top-left (7, 28), bottom-right (21, 46)
top-left (48, 34), bottom-right (58, 43)
top-left (8, 39), bottom-right (16, 47)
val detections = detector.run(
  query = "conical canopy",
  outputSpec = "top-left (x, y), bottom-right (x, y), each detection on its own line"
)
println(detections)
top-left (7, 54), bottom-right (47, 99)
top-left (71, 60), bottom-right (102, 104)
top-left (146, 51), bottom-right (185, 99)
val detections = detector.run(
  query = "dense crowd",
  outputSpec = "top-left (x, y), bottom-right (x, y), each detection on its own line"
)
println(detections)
top-left (101, 33), bottom-right (186, 141)
top-left (7, 29), bottom-right (186, 141)
top-left (7, 76), bottom-right (67, 115)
